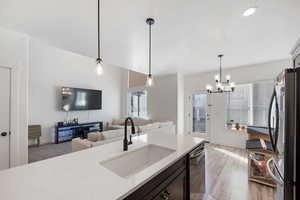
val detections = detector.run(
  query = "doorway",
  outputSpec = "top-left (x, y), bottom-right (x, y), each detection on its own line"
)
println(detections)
top-left (189, 93), bottom-right (211, 139)
top-left (0, 67), bottom-right (11, 170)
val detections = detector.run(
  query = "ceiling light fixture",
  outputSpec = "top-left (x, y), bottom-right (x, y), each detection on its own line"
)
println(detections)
top-left (243, 0), bottom-right (258, 17)
top-left (243, 7), bottom-right (257, 17)
top-left (145, 18), bottom-right (155, 87)
top-left (96, 0), bottom-right (103, 76)
top-left (206, 55), bottom-right (235, 94)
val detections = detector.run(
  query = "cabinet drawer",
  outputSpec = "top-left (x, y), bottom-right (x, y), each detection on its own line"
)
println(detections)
top-left (124, 155), bottom-right (187, 200)
top-left (153, 170), bottom-right (186, 200)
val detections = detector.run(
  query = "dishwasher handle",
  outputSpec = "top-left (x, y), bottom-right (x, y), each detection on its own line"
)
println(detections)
top-left (190, 147), bottom-right (205, 159)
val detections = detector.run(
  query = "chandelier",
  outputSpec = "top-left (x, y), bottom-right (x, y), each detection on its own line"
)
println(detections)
top-left (206, 55), bottom-right (235, 93)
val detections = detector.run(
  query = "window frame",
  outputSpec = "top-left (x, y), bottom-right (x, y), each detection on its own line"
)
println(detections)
top-left (226, 83), bottom-right (252, 128)
top-left (225, 80), bottom-right (274, 129)
top-left (127, 88), bottom-right (148, 119)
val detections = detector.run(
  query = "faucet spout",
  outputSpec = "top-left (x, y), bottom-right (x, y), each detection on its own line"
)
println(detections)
top-left (123, 117), bottom-right (136, 151)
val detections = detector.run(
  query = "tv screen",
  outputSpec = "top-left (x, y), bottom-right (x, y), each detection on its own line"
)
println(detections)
top-left (61, 87), bottom-right (102, 111)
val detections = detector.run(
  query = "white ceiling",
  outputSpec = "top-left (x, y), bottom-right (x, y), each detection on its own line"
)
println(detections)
top-left (0, 0), bottom-right (299, 75)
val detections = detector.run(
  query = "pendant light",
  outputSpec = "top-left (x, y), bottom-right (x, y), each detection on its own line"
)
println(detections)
top-left (145, 18), bottom-right (155, 87)
top-left (206, 55), bottom-right (235, 94)
top-left (96, 0), bottom-right (103, 76)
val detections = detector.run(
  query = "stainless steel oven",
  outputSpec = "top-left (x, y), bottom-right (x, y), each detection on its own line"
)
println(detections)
top-left (190, 143), bottom-right (206, 199)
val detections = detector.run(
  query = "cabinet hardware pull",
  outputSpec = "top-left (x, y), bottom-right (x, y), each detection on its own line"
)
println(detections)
top-left (160, 190), bottom-right (170, 200)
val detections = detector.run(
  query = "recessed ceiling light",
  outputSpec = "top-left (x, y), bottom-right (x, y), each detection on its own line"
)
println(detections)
top-left (243, 7), bottom-right (257, 17)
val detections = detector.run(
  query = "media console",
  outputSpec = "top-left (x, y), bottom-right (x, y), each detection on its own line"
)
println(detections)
top-left (55, 121), bottom-right (103, 144)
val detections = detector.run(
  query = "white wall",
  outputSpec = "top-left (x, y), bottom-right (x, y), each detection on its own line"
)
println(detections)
top-left (147, 74), bottom-right (178, 125)
top-left (123, 73), bottom-right (179, 132)
top-left (29, 39), bottom-right (126, 144)
top-left (177, 73), bottom-right (184, 134)
top-left (0, 27), bottom-right (29, 166)
top-left (184, 59), bottom-right (291, 148)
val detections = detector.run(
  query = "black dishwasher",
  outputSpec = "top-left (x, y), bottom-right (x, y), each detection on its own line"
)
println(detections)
top-left (190, 143), bottom-right (206, 200)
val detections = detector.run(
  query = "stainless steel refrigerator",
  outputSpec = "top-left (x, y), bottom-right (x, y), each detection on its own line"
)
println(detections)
top-left (267, 54), bottom-right (299, 200)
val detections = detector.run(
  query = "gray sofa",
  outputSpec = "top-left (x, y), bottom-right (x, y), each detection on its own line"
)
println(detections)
top-left (71, 120), bottom-right (175, 152)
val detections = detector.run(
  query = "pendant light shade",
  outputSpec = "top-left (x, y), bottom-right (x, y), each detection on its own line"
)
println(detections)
top-left (96, 58), bottom-right (103, 75)
top-left (146, 74), bottom-right (154, 87)
top-left (145, 18), bottom-right (155, 87)
top-left (96, 0), bottom-right (103, 76)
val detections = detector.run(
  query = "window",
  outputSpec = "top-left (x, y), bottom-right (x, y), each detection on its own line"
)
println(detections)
top-left (192, 94), bottom-right (208, 133)
top-left (251, 82), bottom-right (273, 126)
top-left (226, 81), bottom-right (273, 128)
top-left (226, 84), bottom-right (251, 127)
top-left (128, 90), bottom-right (147, 118)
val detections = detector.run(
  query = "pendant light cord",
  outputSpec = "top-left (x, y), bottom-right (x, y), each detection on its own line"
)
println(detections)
top-left (149, 23), bottom-right (152, 75)
top-left (97, 0), bottom-right (101, 58)
top-left (219, 55), bottom-right (222, 83)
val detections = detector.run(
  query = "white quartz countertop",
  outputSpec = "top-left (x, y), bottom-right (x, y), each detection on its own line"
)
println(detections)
top-left (0, 132), bottom-right (204, 200)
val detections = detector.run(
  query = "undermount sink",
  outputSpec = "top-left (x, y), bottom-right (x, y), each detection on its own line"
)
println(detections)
top-left (100, 144), bottom-right (175, 178)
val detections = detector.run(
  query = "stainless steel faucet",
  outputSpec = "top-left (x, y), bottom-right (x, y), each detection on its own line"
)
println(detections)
top-left (123, 117), bottom-right (136, 151)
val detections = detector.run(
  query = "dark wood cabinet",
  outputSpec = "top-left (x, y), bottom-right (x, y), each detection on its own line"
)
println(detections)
top-left (124, 143), bottom-right (205, 200)
top-left (153, 170), bottom-right (186, 200)
top-left (124, 155), bottom-right (189, 200)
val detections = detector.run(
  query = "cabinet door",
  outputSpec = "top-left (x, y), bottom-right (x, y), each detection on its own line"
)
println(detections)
top-left (0, 67), bottom-right (10, 170)
top-left (153, 171), bottom-right (186, 200)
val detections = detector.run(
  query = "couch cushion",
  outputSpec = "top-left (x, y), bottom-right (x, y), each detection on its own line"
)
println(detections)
top-left (133, 118), bottom-right (155, 125)
top-left (72, 138), bottom-right (93, 152)
top-left (139, 123), bottom-right (159, 133)
top-left (159, 121), bottom-right (174, 127)
top-left (112, 118), bottom-right (155, 126)
top-left (92, 136), bottom-right (123, 146)
top-left (110, 125), bottom-right (125, 129)
top-left (111, 119), bottom-right (125, 126)
top-left (88, 132), bottom-right (104, 142)
top-left (102, 129), bottom-right (124, 140)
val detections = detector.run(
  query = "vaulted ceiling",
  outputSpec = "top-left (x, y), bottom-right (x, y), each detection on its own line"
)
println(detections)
top-left (0, 0), bottom-right (299, 74)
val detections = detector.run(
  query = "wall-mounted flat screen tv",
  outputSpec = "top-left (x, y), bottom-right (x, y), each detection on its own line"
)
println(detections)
top-left (61, 87), bottom-right (102, 111)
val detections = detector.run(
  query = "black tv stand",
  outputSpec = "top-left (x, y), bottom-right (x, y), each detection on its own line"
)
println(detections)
top-left (55, 121), bottom-right (103, 144)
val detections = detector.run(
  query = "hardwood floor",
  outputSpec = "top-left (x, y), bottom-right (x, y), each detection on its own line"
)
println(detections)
top-left (28, 142), bottom-right (72, 163)
top-left (202, 144), bottom-right (275, 200)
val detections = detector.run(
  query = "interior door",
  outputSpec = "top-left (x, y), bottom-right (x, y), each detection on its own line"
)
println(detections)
top-left (189, 93), bottom-right (211, 139)
top-left (0, 67), bottom-right (10, 170)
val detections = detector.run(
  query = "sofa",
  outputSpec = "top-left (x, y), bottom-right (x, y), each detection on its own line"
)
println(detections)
top-left (71, 120), bottom-right (175, 152)
top-left (110, 118), bottom-right (175, 134)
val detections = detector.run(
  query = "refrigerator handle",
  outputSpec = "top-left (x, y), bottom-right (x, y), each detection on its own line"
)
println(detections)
top-left (268, 88), bottom-right (279, 152)
top-left (274, 90), bottom-right (279, 151)
top-left (267, 158), bottom-right (284, 185)
top-left (268, 89), bottom-right (277, 152)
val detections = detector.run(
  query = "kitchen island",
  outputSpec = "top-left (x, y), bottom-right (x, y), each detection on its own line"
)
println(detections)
top-left (0, 132), bottom-right (204, 200)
